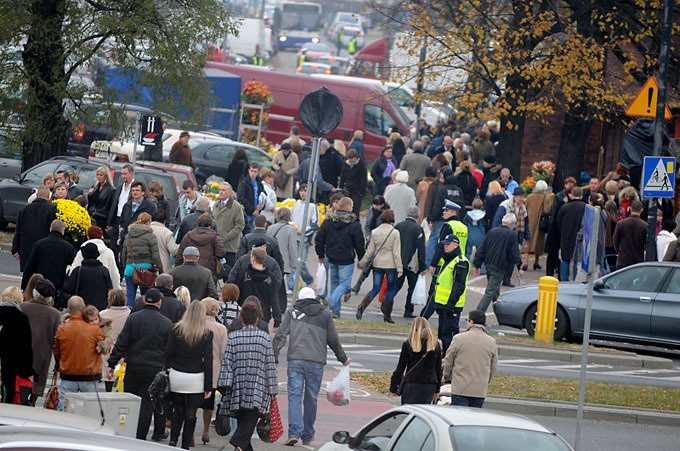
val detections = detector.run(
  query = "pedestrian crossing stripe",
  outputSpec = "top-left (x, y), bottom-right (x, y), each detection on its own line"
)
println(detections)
top-left (642, 156), bottom-right (675, 198)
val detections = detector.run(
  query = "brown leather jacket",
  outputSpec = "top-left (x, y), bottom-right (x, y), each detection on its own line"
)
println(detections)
top-left (53, 314), bottom-right (105, 381)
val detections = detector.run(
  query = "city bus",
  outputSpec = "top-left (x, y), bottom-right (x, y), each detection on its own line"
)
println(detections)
top-left (275, 1), bottom-right (323, 50)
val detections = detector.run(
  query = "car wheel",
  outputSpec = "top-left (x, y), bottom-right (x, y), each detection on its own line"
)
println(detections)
top-left (524, 303), bottom-right (571, 342)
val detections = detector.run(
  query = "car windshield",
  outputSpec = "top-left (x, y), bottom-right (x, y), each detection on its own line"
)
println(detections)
top-left (450, 426), bottom-right (572, 451)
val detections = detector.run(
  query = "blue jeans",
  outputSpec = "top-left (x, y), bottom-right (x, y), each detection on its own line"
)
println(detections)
top-left (425, 221), bottom-right (443, 266)
top-left (125, 276), bottom-right (149, 307)
top-left (329, 263), bottom-right (354, 316)
top-left (286, 360), bottom-right (324, 442)
top-left (58, 380), bottom-right (99, 411)
top-left (451, 395), bottom-right (485, 408)
top-left (559, 260), bottom-right (578, 281)
top-left (367, 268), bottom-right (397, 301)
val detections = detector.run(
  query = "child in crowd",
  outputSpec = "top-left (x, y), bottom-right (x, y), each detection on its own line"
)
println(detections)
top-left (82, 305), bottom-right (113, 356)
top-left (217, 283), bottom-right (241, 327)
top-left (463, 198), bottom-right (486, 260)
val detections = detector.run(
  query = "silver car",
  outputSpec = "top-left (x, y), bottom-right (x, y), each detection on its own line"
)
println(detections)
top-left (319, 404), bottom-right (573, 451)
top-left (493, 262), bottom-right (680, 346)
top-left (0, 426), bottom-right (175, 450)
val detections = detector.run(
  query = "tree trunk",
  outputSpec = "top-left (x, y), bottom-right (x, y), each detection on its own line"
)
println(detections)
top-left (496, 113), bottom-right (525, 178)
top-left (555, 111), bottom-right (592, 189)
top-left (21, 0), bottom-right (69, 169)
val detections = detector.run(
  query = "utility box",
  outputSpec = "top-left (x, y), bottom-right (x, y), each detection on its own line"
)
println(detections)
top-left (64, 392), bottom-right (141, 437)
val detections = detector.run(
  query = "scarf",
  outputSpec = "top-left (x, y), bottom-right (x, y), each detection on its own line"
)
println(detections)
top-left (512, 200), bottom-right (528, 233)
top-left (383, 158), bottom-right (396, 178)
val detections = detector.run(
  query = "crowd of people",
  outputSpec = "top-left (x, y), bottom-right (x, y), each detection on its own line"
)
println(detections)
top-left (2, 119), bottom-right (675, 448)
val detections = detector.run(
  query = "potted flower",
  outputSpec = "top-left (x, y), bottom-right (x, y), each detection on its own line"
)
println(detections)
top-left (53, 198), bottom-right (91, 246)
top-left (531, 160), bottom-right (556, 186)
top-left (520, 175), bottom-right (536, 194)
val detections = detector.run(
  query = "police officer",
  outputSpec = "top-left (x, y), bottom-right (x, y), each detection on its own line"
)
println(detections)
top-left (430, 199), bottom-right (468, 271)
top-left (348, 36), bottom-right (357, 56)
top-left (252, 45), bottom-right (264, 66)
top-left (432, 234), bottom-right (470, 353)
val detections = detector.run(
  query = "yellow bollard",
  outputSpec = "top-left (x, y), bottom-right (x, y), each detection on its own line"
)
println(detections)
top-left (535, 276), bottom-right (559, 343)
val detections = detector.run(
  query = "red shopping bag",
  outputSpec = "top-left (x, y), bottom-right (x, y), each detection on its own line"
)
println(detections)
top-left (377, 275), bottom-right (387, 304)
top-left (269, 397), bottom-right (284, 442)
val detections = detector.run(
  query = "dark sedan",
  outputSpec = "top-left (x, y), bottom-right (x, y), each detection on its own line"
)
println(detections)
top-left (493, 262), bottom-right (680, 347)
top-left (0, 156), bottom-right (180, 229)
top-left (163, 137), bottom-right (272, 187)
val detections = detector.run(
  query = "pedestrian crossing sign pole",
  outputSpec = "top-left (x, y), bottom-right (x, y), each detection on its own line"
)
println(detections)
top-left (641, 156), bottom-right (675, 198)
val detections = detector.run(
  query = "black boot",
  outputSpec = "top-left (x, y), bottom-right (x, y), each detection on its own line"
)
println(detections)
top-left (356, 295), bottom-right (373, 320)
top-left (381, 300), bottom-right (395, 323)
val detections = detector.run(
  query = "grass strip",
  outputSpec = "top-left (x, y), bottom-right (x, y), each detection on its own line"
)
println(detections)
top-left (351, 372), bottom-right (680, 412)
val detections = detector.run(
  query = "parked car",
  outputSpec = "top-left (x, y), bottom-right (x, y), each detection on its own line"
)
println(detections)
top-left (0, 427), bottom-right (175, 450)
top-left (319, 404), bottom-right (573, 451)
top-left (297, 62), bottom-right (332, 75)
top-left (0, 134), bottom-right (22, 180)
top-left (493, 262), bottom-right (680, 347)
top-left (0, 404), bottom-right (115, 435)
top-left (162, 138), bottom-right (272, 187)
top-left (0, 156), bottom-right (180, 230)
top-left (327, 12), bottom-right (366, 38)
top-left (297, 42), bottom-right (332, 62)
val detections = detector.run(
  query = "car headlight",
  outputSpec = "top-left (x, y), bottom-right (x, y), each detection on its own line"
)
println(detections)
top-left (279, 36), bottom-right (287, 42)
top-left (311, 37), bottom-right (320, 43)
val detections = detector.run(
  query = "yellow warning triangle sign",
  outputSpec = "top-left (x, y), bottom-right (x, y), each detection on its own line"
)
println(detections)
top-left (625, 77), bottom-right (672, 120)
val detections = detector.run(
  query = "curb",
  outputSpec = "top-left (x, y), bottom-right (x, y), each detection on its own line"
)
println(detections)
top-left (337, 332), bottom-right (674, 369)
top-left (484, 396), bottom-right (680, 427)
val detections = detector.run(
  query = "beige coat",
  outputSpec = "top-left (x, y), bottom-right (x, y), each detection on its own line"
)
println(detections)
top-left (416, 177), bottom-right (435, 224)
top-left (442, 325), bottom-right (498, 398)
top-left (151, 221), bottom-right (179, 272)
top-left (272, 150), bottom-right (299, 199)
top-left (212, 197), bottom-right (245, 253)
top-left (524, 192), bottom-right (552, 254)
top-left (359, 223), bottom-right (403, 273)
top-left (205, 317), bottom-right (228, 390)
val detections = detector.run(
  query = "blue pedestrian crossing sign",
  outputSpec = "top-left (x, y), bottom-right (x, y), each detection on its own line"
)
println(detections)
top-left (642, 156), bottom-right (675, 198)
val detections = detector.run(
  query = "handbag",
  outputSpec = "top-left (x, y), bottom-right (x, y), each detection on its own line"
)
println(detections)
top-left (44, 371), bottom-right (59, 410)
top-left (128, 238), bottom-right (158, 287)
top-left (13, 376), bottom-right (33, 405)
top-left (274, 169), bottom-right (290, 190)
top-left (394, 353), bottom-right (429, 396)
top-left (148, 370), bottom-right (171, 415)
top-left (256, 396), bottom-right (274, 443)
top-left (268, 397), bottom-right (284, 442)
top-left (215, 395), bottom-right (232, 436)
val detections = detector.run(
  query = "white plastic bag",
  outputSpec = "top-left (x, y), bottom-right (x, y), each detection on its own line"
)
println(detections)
top-left (421, 219), bottom-right (431, 240)
top-left (326, 365), bottom-right (351, 406)
top-left (412, 274), bottom-right (427, 305)
top-left (314, 264), bottom-right (327, 294)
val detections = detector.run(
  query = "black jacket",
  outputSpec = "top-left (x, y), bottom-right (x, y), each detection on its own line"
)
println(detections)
top-left (235, 264), bottom-right (281, 327)
top-left (62, 259), bottom-right (112, 311)
top-left (435, 248), bottom-right (470, 310)
top-left (556, 198), bottom-right (586, 261)
top-left (176, 209), bottom-right (215, 244)
top-left (430, 174), bottom-right (466, 222)
top-left (87, 184), bottom-right (114, 228)
top-left (237, 176), bottom-right (264, 216)
top-left (370, 156), bottom-right (394, 195)
top-left (106, 184), bottom-right (127, 227)
top-left (108, 304), bottom-right (172, 371)
top-left (455, 171), bottom-right (478, 207)
top-left (395, 217), bottom-right (426, 273)
top-left (119, 197), bottom-right (157, 242)
top-left (12, 198), bottom-right (57, 271)
top-left (67, 183), bottom-right (84, 200)
top-left (315, 210), bottom-right (365, 266)
top-left (338, 159), bottom-right (367, 196)
top-left (473, 225), bottom-right (521, 274)
top-left (166, 328), bottom-right (213, 391)
top-left (132, 286), bottom-right (186, 323)
top-left (225, 158), bottom-right (248, 193)
top-left (236, 228), bottom-right (284, 274)
top-left (319, 148), bottom-right (343, 187)
top-left (389, 339), bottom-right (442, 394)
top-left (21, 232), bottom-right (75, 291)
top-left (227, 252), bottom-right (282, 285)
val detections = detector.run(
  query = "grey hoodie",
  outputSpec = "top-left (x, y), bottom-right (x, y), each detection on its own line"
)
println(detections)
top-left (273, 297), bottom-right (347, 365)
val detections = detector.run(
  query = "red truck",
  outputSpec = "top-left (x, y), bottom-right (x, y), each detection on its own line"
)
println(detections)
top-left (207, 62), bottom-right (410, 162)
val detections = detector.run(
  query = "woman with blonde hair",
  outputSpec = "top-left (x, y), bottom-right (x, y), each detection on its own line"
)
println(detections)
top-left (389, 317), bottom-right (442, 404)
top-left (484, 180), bottom-right (506, 231)
top-left (148, 180), bottom-right (170, 217)
top-left (175, 286), bottom-right (191, 307)
top-left (87, 166), bottom-right (115, 228)
top-left (199, 297), bottom-right (228, 445)
top-left (120, 212), bottom-right (163, 306)
top-left (166, 301), bottom-right (213, 449)
top-left (2, 286), bottom-right (23, 305)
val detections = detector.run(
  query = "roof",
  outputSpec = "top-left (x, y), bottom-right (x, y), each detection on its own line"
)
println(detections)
top-left (410, 405), bottom-right (552, 433)
top-left (354, 37), bottom-right (388, 63)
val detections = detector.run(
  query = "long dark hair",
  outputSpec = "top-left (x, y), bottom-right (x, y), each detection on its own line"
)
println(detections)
top-left (231, 148), bottom-right (247, 164)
